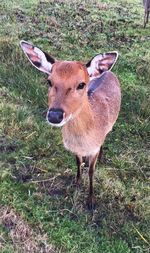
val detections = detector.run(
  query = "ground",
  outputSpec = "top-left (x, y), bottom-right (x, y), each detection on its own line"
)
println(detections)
top-left (0, 0), bottom-right (150, 252)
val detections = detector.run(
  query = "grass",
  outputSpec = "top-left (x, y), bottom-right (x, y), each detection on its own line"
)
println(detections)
top-left (0, 0), bottom-right (150, 252)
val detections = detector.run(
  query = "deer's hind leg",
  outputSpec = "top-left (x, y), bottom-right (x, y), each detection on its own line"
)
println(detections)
top-left (146, 10), bottom-right (149, 24)
top-left (98, 146), bottom-right (103, 161)
top-left (87, 152), bottom-right (99, 210)
top-left (144, 10), bottom-right (147, 28)
top-left (144, 10), bottom-right (149, 28)
top-left (75, 155), bottom-right (83, 186)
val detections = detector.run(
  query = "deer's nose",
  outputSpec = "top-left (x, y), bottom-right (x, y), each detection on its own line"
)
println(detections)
top-left (47, 108), bottom-right (64, 124)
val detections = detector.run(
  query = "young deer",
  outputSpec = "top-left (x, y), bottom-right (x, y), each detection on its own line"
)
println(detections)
top-left (143, 0), bottom-right (150, 28)
top-left (20, 41), bottom-right (121, 209)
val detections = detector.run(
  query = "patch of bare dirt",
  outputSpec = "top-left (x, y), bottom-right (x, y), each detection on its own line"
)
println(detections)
top-left (0, 206), bottom-right (56, 253)
top-left (14, 9), bottom-right (26, 23)
top-left (0, 136), bottom-right (19, 153)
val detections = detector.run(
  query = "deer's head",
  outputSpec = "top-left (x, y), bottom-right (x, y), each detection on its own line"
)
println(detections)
top-left (20, 41), bottom-right (118, 126)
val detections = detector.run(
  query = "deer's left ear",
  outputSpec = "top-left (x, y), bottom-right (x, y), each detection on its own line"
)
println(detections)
top-left (20, 40), bottom-right (55, 74)
top-left (86, 52), bottom-right (118, 80)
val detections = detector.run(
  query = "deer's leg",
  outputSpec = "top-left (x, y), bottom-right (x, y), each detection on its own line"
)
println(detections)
top-left (87, 152), bottom-right (99, 210)
top-left (146, 11), bottom-right (149, 24)
top-left (75, 155), bottom-right (83, 186)
top-left (144, 11), bottom-right (147, 28)
top-left (98, 146), bottom-right (103, 161)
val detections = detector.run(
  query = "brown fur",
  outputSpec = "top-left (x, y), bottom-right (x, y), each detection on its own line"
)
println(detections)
top-left (48, 61), bottom-right (89, 119)
top-left (47, 61), bottom-right (121, 209)
top-left (48, 62), bottom-right (121, 158)
top-left (20, 40), bottom-right (121, 209)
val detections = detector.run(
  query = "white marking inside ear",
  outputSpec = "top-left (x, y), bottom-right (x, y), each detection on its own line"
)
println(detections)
top-left (108, 51), bottom-right (119, 71)
top-left (34, 47), bottom-right (52, 73)
top-left (87, 54), bottom-right (103, 78)
top-left (87, 51), bottom-right (119, 80)
top-left (20, 40), bottom-right (53, 74)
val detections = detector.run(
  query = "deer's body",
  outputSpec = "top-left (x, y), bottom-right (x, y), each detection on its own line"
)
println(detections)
top-left (62, 71), bottom-right (121, 157)
top-left (20, 40), bottom-right (121, 209)
top-left (143, 0), bottom-right (150, 27)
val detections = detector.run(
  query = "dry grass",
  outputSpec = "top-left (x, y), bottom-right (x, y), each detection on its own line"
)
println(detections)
top-left (0, 206), bottom-right (56, 253)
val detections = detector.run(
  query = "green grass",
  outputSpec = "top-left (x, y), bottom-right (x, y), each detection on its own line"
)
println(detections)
top-left (0, 0), bottom-right (150, 252)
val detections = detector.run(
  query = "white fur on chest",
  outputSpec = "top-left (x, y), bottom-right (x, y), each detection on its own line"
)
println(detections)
top-left (62, 129), bottom-right (100, 157)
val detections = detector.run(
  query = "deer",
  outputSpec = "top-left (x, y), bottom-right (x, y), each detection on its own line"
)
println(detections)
top-left (143, 0), bottom-right (150, 28)
top-left (20, 40), bottom-right (121, 210)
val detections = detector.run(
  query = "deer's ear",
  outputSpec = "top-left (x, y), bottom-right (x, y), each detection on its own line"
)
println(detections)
top-left (20, 40), bottom-right (55, 74)
top-left (86, 52), bottom-right (118, 80)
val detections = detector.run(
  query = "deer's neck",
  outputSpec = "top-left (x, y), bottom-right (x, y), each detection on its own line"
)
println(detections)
top-left (62, 98), bottom-right (100, 156)
top-left (63, 98), bottom-right (94, 135)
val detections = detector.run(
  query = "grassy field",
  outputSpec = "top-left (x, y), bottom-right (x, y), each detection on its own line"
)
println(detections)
top-left (0, 0), bottom-right (150, 252)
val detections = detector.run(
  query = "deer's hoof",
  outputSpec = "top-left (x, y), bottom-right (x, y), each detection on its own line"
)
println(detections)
top-left (76, 175), bottom-right (82, 187)
top-left (86, 196), bottom-right (96, 211)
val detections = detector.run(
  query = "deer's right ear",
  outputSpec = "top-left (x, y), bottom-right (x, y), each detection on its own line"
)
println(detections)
top-left (20, 40), bottom-right (55, 74)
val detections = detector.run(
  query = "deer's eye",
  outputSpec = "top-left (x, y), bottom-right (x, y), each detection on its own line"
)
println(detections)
top-left (47, 80), bottom-right (52, 87)
top-left (77, 82), bottom-right (86, 90)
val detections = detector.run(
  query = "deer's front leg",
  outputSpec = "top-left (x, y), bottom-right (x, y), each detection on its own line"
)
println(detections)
top-left (87, 152), bottom-right (99, 210)
top-left (75, 155), bottom-right (83, 186)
